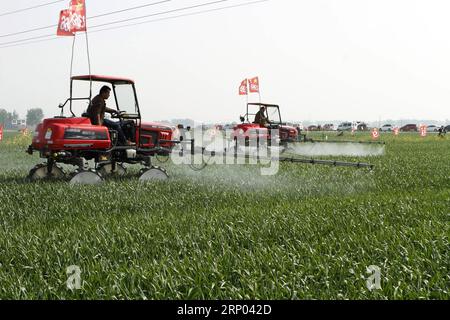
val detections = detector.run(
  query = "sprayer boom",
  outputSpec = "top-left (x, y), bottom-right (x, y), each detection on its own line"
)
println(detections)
top-left (276, 156), bottom-right (374, 169)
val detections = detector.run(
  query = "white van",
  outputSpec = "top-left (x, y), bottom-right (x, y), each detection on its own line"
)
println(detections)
top-left (337, 122), bottom-right (352, 131)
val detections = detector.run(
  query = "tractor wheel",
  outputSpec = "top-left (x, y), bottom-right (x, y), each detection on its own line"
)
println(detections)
top-left (156, 154), bottom-right (170, 163)
top-left (97, 163), bottom-right (127, 177)
top-left (28, 163), bottom-right (66, 181)
top-left (69, 170), bottom-right (104, 186)
top-left (139, 166), bottom-right (169, 182)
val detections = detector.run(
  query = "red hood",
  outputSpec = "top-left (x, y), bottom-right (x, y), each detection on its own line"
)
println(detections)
top-left (141, 121), bottom-right (175, 131)
top-left (280, 125), bottom-right (297, 131)
top-left (234, 123), bottom-right (268, 130)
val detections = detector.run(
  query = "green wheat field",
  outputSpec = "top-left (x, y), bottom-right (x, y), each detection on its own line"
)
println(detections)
top-left (0, 131), bottom-right (448, 299)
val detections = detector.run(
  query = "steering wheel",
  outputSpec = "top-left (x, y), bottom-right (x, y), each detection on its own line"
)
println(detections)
top-left (111, 110), bottom-right (126, 119)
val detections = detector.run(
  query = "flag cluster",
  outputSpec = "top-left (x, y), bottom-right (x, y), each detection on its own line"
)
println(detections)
top-left (371, 128), bottom-right (379, 140)
top-left (57, 0), bottom-right (87, 36)
top-left (239, 77), bottom-right (260, 95)
top-left (393, 127), bottom-right (399, 136)
top-left (419, 125), bottom-right (427, 137)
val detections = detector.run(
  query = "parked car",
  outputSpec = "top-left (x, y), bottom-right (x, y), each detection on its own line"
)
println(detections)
top-left (445, 125), bottom-right (450, 132)
top-left (380, 124), bottom-right (393, 132)
top-left (322, 123), bottom-right (335, 131)
top-left (354, 121), bottom-right (368, 131)
top-left (337, 122), bottom-right (353, 131)
top-left (400, 124), bottom-right (418, 132)
top-left (307, 125), bottom-right (319, 131)
top-left (426, 125), bottom-right (439, 132)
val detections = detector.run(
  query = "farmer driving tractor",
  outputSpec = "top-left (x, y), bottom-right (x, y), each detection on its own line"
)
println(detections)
top-left (254, 106), bottom-right (269, 126)
top-left (86, 86), bottom-right (135, 146)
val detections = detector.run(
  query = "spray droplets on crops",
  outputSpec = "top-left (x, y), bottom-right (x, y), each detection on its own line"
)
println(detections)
top-left (285, 142), bottom-right (385, 157)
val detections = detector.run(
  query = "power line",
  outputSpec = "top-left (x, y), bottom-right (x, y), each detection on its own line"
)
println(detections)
top-left (0, 34), bottom-right (55, 47)
top-left (93, 0), bottom-right (269, 35)
top-left (0, 0), bottom-right (65, 18)
top-left (0, 0), bottom-right (236, 46)
top-left (0, 35), bottom-right (62, 49)
top-left (0, 0), bottom-right (268, 49)
top-left (0, 0), bottom-right (172, 38)
top-left (90, 0), bottom-right (171, 20)
top-left (91, 0), bottom-right (232, 29)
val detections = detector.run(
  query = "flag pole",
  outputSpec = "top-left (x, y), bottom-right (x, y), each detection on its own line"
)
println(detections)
top-left (70, 34), bottom-right (76, 80)
top-left (258, 78), bottom-right (261, 102)
top-left (85, 31), bottom-right (92, 101)
top-left (69, 33), bottom-right (76, 115)
top-left (246, 79), bottom-right (250, 105)
top-left (84, 1), bottom-right (92, 101)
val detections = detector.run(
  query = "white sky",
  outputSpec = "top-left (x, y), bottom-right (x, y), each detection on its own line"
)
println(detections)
top-left (1, 0), bottom-right (450, 123)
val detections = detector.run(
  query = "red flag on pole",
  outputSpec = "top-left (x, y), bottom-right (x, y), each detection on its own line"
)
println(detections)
top-left (56, 0), bottom-right (86, 36)
top-left (248, 77), bottom-right (260, 93)
top-left (57, 9), bottom-right (75, 36)
top-left (393, 127), bottom-right (399, 136)
top-left (70, 0), bottom-right (87, 33)
top-left (419, 125), bottom-right (427, 137)
top-left (371, 128), bottom-right (379, 140)
top-left (239, 79), bottom-right (248, 95)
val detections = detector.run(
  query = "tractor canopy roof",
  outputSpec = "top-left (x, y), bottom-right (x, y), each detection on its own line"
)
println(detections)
top-left (248, 103), bottom-right (279, 108)
top-left (71, 75), bottom-right (135, 85)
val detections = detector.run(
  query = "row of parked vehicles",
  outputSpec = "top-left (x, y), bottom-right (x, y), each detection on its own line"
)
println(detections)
top-left (301, 122), bottom-right (368, 132)
top-left (379, 124), bottom-right (450, 132)
top-left (299, 122), bottom-right (449, 132)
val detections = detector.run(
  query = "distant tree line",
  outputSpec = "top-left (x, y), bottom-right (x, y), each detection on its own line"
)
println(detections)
top-left (0, 108), bottom-right (44, 129)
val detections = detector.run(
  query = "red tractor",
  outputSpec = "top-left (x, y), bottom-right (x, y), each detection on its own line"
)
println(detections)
top-left (232, 103), bottom-right (298, 146)
top-left (27, 75), bottom-right (180, 184)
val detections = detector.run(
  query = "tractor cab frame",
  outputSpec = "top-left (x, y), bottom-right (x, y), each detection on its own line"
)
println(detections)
top-left (27, 75), bottom-right (182, 184)
top-left (59, 75), bottom-right (141, 144)
top-left (235, 102), bottom-right (298, 144)
top-left (241, 103), bottom-right (284, 128)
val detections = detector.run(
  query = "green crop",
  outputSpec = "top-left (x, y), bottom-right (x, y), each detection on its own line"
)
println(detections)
top-left (0, 131), bottom-right (448, 299)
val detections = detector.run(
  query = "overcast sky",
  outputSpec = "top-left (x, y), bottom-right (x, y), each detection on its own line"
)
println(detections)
top-left (1, 0), bottom-right (450, 123)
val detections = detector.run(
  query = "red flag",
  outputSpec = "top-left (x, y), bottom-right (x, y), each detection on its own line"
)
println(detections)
top-left (371, 128), bottom-right (379, 140)
top-left (248, 77), bottom-right (260, 93)
top-left (57, 9), bottom-right (75, 36)
top-left (0, 125), bottom-right (3, 142)
top-left (70, 0), bottom-right (87, 33)
top-left (56, 0), bottom-right (86, 36)
top-left (393, 127), bottom-right (399, 136)
top-left (239, 79), bottom-right (248, 95)
top-left (419, 125), bottom-right (427, 137)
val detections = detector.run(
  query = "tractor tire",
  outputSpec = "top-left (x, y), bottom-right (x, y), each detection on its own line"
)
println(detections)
top-left (97, 163), bottom-right (127, 177)
top-left (69, 169), bottom-right (104, 186)
top-left (28, 163), bottom-right (66, 181)
top-left (139, 166), bottom-right (169, 182)
top-left (156, 154), bottom-right (170, 163)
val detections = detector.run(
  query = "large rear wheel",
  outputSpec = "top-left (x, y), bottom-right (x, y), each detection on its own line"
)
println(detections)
top-left (156, 154), bottom-right (170, 163)
top-left (28, 163), bottom-right (66, 181)
top-left (97, 163), bottom-right (127, 177)
top-left (139, 166), bottom-right (169, 182)
top-left (69, 170), bottom-right (104, 185)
